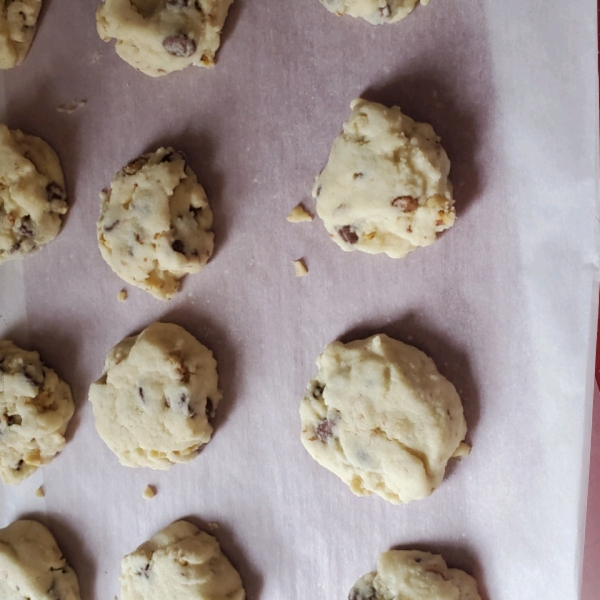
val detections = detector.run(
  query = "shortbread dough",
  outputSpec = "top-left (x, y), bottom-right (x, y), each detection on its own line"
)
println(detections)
top-left (0, 0), bottom-right (42, 68)
top-left (320, 0), bottom-right (430, 24)
top-left (89, 322), bottom-right (222, 469)
top-left (349, 550), bottom-right (481, 600)
top-left (121, 520), bottom-right (245, 600)
top-left (0, 341), bottom-right (74, 485)
top-left (96, 0), bottom-right (234, 77)
top-left (0, 519), bottom-right (81, 600)
top-left (0, 125), bottom-right (68, 264)
top-left (313, 99), bottom-right (455, 259)
top-left (300, 334), bottom-right (468, 504)
top-left (97, 147), bottom-right (214, 301)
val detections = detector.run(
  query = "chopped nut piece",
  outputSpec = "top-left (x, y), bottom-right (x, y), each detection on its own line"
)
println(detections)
top-left (56, 100), bottom-right (87, 114)
top-left (292, 258), bottom-right (308, 277)
top-left (451, 441), bottom-right (471, 458)
top-left (117, 289), bottom-right (128, 302)
top-left (142, 485), bottom-right (156, 499)
top-left (35, 486), bottom-right (45, 497)
top-left (286, 204), bottom-right (314, 223)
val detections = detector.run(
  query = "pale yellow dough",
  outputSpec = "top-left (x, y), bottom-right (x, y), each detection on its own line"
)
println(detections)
top-left (349, 550), bottom-right (481, 600)
top-left (96, 0), bottom-right (234, 77)
top-left (0, 0), bottom-right (42, 68)
top-left (0, 340), bottom-right (74, 485)
top-left (121, 520), bottom-right (245, 600)
top-left (320, 0), bottom-right (430, 24)
top-left (97, 147), bottom-right (214, 301)
top-left (314, 99), bottom-right (455, 259)
top-left (0, 125), bottom-right (68, 264)
top-left (89, 322), bottom-right (222, 469)
top-left (300, 334), bottom-right (468, 504)
top-left (0, 520), bottom-right (81, 600)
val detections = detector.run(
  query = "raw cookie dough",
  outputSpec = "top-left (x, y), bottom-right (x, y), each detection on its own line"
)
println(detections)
top-left (89, 322), bottom-right (222, 469)
top-left (0, 340), bottom-right (74, 485)
top-left (349, 550), bottom-right (481, 600)
top-left (97, 147), bottom-right (214, 301)
top-left (313, 99), bottom-right (455, 259)
top-left (96, 0), bottom-right (234, 77)
top-left (121, 520), bottom-right (245, 600)
top-left (300, 334), bottom-right (468, 504)
top-left (0, 0), bottom-right (42, 69)
top-left (0, 519), bottom-right (81, 600)
top-left (0, 124), bottom-right (68, 263)
top-left (320, 0), bottom-right (429, 25)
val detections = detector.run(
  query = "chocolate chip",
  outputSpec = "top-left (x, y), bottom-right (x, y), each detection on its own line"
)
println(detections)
top-left (205, 397), bottom-right (214, 418)
top-left (18, 218), bottom-right (34, 237)
top-left (163, 33), bottom-right (196, 58)
top-left (123, 156), bottom-right (148, 175)
top-left (379, 3), bottom-right (391, 17)
top-left (7, 415), bottom-right (22, 426)
top-left (194, 0), bottom-right (203, 10)
top-left (24, 370), bottom-right (42, 387)
top-left (315, 418), bottom-right (335, 442)
top-left (161, 150), bottom-right (187, 164)
top-left (337, 225), bottom-right (358, 244)
top-left (190, 206), bottom-right (203, 217)
top-left (352, 172), bottom-right (364, 180)
top-left (137, 564), bottom-right (150, 578)
top-left (104, 220), bottom-right (120, 232)
top-left (315, 185), bottom-right (322, 197)
top-left (46, 182), bottom-right (66, 202)
top-left (167, 0), bottom-right (188, 6)
top-left (172, 240), bottom-right (185, 254)
top-left (164, 397), bottom-right (171, 409)
top-left (311, 383), bottom-right (324, 399)
top-left (414, 557), bottom-right (422, 563)
top-left (138, 387), bottom-right (145, 402)
top-left (392, 195), bottom-right (418, 212)
top-left (9, 242), bottom-right (21, 253)
top-left (15, 459), bottom-right (24, 471)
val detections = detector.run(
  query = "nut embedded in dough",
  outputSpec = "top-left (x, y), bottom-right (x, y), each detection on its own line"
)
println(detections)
top-left (313, 99), bottom-right (455, 259)
top-left (319, 0), bottom-right (430, 25)
top-left (0, 0), bottom-right (42, 69)
top-left (300, 334), bottom-right (468, 504)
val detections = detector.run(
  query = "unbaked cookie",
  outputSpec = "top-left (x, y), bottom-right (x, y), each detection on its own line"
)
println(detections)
top-left (96, 0), bottom-right (234, 77)
top-left (0, 519), bottom-right (81, 600)
top-left (0, 124), bottom-right (68, 264)
top-left (89, 322), bottom-right (222, 469)
top-left (0, 0), bottom-right (42, 69)
top-left (349, 550), bottom-right (481, 600)
top-left (121, 520), bottom-right (244, 600)
top-left (300, 334), bottom-right (468, 504)
top-left (313, 99), bottom-right (455, 259)
top-left (97, 147), bottom-right (214, 301)
top-left (320, 0), bottom-right (430, 24)
top-left (0, 340), bottom-right (74, 485)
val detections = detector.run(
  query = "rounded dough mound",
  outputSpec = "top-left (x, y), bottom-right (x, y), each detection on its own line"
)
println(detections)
top-left (0, 519), bottom-right (81, 600)
top-left (313, 99), bottom-right (455, 259)
top-left (96, 0), bottom-right (234, 77)
top-left (121, 520), bottom-right (245, 600)
top-left (300, 334), bottom-right (468, 504)
top-left (0, 341), bottom-right (74, 485)
top-left (0, 0), bottom-right (42, 69)
top-left (97, 147), bottom-right (214, 301)
top-left (320, 0), bottom-right (430, 24)
top-left (89, 322), bottom-right (222, 469)
top-left (349, 550), bottom-right (481, 600)
top-left (0, 124), bottom-right (68, 264)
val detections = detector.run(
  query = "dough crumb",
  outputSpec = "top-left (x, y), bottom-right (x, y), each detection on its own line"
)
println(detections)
top-left (56, 100), bottom-right (87, 114)
top-left (293, 259), bottom-right (308, 277)
top-left (35, 486), bottom-right (45, 497)
top-left (287, 204), bottom-right (314, 223)
top-left (142, 485), bottom-right (156, 499)
top-left (452, 441), bottom-right (471, 458)
top-left (207, 521), bottom-right (220, 531)
top-left (117, 289), bottom-right (128, 302)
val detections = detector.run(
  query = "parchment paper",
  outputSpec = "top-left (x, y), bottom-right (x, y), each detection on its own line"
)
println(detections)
top-left (0, 0), bottom-right (598, 598)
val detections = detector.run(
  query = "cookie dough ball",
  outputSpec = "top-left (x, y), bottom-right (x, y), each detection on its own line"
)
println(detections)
top-left (0, 0), bottom-right (42, 69)
top-left (0, 341), bottom-right (74, 485)
top-left (96, 0), bottom-right (234, 77)
top-left (0, 519), bottom-right (81, 600)
top-left (300, 334), bottom-right (468, 504)
top-left (320, 0), bottom-right (430, 24)
top-left (97, 147), bottom-right (214, 301)
top-left (313, 99), bottom-right (455, 259)
top-left (121, 520), bottom-right (244, 600)
top-left (350, 550), bottom-right (481, 600)
top-left (0, 125), bottom-right (68, 264)
top-left (89, 322), bottom-right (222, 469)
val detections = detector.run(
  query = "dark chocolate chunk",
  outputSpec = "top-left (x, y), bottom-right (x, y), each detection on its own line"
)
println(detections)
top-left (163, 33), bottom-right (196, 58)
top-left (138, 387), bottom-right (145, 402)
top-left (391, 195), bottom-right (418, 212)
top-left (104, 220), bottom-right (120, 232)
top-left (172, 240), bottom-right (185, 254)
top-left (315, 418), bottom-right (335, 442)
top-left (338, 225), bottom-right (359, 244)
top-left (46, 182), bottom-right (66, 202)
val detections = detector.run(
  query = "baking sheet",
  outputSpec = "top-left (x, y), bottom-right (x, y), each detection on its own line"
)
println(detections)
top-left (0, 0), bottom-right (598, 598)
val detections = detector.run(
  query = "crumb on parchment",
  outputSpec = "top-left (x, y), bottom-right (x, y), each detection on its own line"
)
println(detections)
top-left (56, 100), bottom-right (87, 114)
top-left (35, 486), bottom-right (45, 497)
top-left (293, 258), bottom-right (308, 277)
top-left (142, 485), bottom-right (156, 499)
top-left (117, 289), bottom-right (128, 302)
top-left (287, 204), bottom-right (313, 223)
top-left (452, 442), bottom-right (471, 458)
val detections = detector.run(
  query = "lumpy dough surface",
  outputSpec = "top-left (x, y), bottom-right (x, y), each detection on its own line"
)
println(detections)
top-left (96, 0), bottom-right (234, 76)
top-left (0, 0), bottom-right (42, 68)
top-left (0, 520), bottom-right (81, 600)
top-left (320, 0), bottom-right (430, 24)
top-left (300, 334), bottom-right (468, 504)
top-left (314, 99), bottom-right (455, 259)
top-left (97, 147), bottom-right (214, 301)
top-left (89, 322), bottom-right (222, 469)
top-left (121, 520), bottom-right (245, 600)
top-left (349, 550), bottom-right (481, 600)
top-left (0, 124), bottom-right (68, 263)
top-left (0, 340), bottom-right (74, 485)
